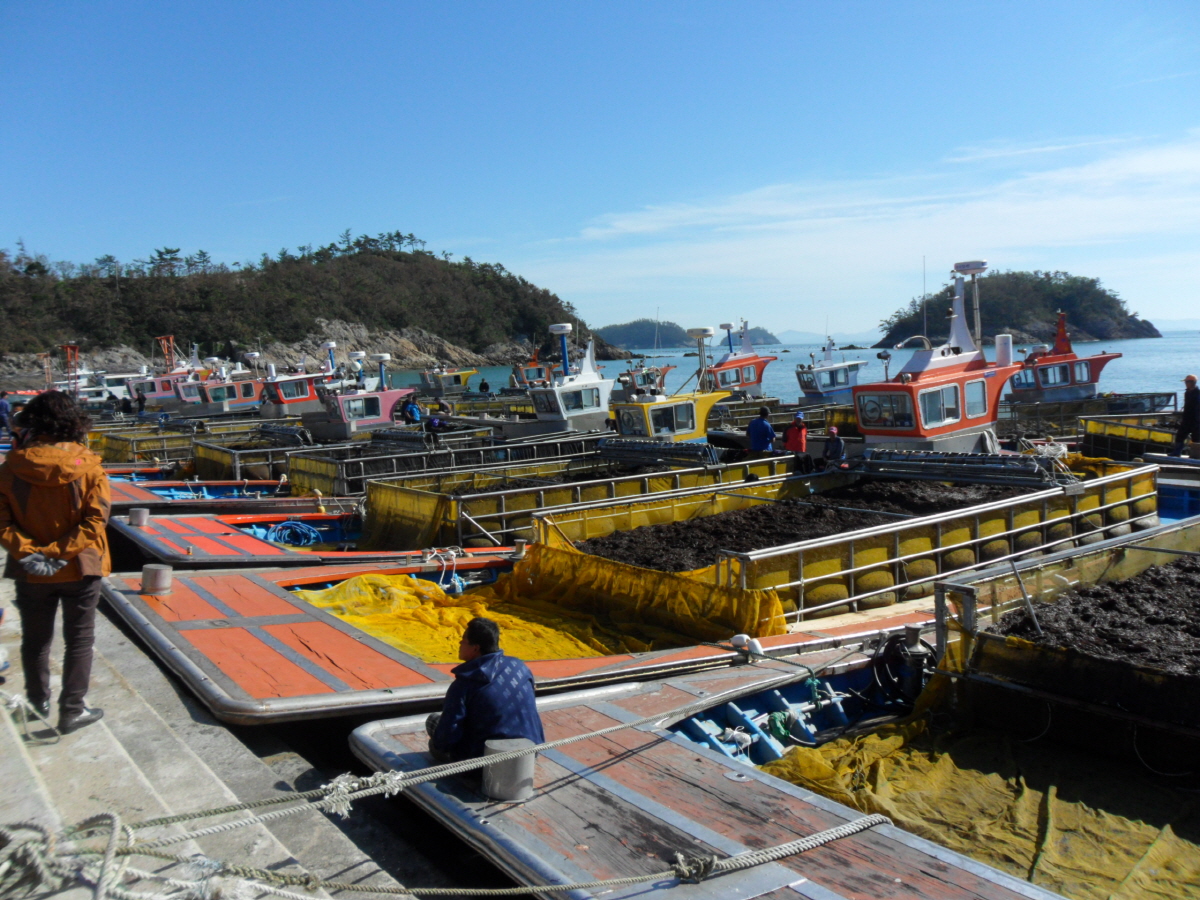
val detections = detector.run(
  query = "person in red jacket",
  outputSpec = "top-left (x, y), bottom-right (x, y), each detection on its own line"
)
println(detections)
top-left (781, 411), bottom-right (813, 474)
top-left (0, 391), bottom-right (111, 733)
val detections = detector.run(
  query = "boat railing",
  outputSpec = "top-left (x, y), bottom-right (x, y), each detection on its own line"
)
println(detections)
top-left (998, 393), bottom-right (1177, 437)
top-left (717, 463), bottom-right (1158, 619)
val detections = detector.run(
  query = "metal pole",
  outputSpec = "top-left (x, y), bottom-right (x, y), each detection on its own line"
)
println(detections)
top-left (972, 272), bottom-right (982, 348)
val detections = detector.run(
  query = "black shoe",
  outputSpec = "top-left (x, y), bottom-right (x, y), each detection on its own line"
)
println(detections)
top-left (59, 707), bottom-right (104, 734)
top-left (28, 698), bottom-right (51, 719)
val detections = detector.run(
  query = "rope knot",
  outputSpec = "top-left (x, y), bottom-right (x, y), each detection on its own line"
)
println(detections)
top-left (318, 774), bottom-right (360, 819)
top-left (672, 852), bottom-right (720, 883)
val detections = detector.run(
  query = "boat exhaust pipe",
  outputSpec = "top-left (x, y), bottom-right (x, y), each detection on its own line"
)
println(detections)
top-left (266, 363), bottom-right (277, 379)
top-left (549, 324), bottom-right (572, 378)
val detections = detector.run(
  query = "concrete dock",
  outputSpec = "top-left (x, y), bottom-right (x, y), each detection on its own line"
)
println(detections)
top-left (0, 552), bottom-right (522, 899)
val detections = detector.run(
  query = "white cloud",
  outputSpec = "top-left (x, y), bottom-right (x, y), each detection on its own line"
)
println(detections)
top-left (508, 131), bottom-right (1200, 333)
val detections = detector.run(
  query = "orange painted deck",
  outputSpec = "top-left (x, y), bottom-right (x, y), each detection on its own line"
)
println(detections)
top-left (351, 662), bottom-right (1057, 900)
top-left (102, 562), bottom-right (936, 725)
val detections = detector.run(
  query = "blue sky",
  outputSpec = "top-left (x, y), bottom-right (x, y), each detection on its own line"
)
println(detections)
top-left (4, 1), bottom-right (1200, 336)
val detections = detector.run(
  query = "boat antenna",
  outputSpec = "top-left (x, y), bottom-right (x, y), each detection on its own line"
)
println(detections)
top-left (654, 307), bottom-right (660, 351)
top-left (922, 255), bottom-right (927, 336)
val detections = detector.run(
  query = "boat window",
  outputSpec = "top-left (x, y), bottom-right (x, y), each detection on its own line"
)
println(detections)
top-left (798, 372), bottom-right (817, 390)
top-left (279, 380), bottom-right (309, 399)
top-left (617, 407), bottom-right (647, 436)
top-left (241, 382), bottom-right (255, 398)
top-left (1039, 364), bottom-right (1070, 387)
top-left (856, 392), bottom-right (914, 428)
top-left (1074, 361), bottom-right (1091, 383)
top-left (531, 391), bottom-right (560, 415)
top-left (206, 386), bottom-right (233, 402)
top-left (919, 385), bottom-right (961, 428)
top-left (965, 380), bottom-right (987, 418)
top-left (160, 381), bottom-right (171, 391)
top-left (180, 384), bottom-right (200, 399)
top-left (742, 365), bottom-right (757, 382)
top-left (1011, 368), bottom-right (1037, 389)
top-left (344, 397), bottom-right (381, 419)
top-left (561, 388), bottom-right (601, 412)
top-left (718, 369), bottom-right (741, 386)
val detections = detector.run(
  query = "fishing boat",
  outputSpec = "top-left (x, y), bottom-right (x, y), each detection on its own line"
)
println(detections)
top-left (98, 552), bottom-right (944, 724)
top-left (506, 351), bottom-right (557, 392)
top-left (300, 385), bottom-right (417, 442)
top-left (699, 320), bottom-right (777, 398)
top-left (852, 261), bottom-right (1024, 454)
top-left (411, 366), bottom-right (480, 397)
top-left (108, 478), bottom-right (339, 514)
top-left (610, 360), bottom-right (676, 403)
top-left (1004, 311), bottom-right (1122, 403)
top-left (348, 649), bottom-right (1055, 900)
top-left (452, 325), bottom-right (613, 439)
top-left (795, 337), bottom-right (868, 406)
top-left (610, 327), bottom-right (730, 444)
top-left (109, 509), bottom-right (477, 567)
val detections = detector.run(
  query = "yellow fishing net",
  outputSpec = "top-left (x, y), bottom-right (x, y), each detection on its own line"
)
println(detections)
top-left (760, 605), bottom-right (1200, 899)
top-left (293, 543), bottom-right (786, 663)
top-left (760, 720), bottom-right (1200, 899)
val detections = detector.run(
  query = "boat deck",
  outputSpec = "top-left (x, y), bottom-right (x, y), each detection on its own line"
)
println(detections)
top-left (350, 661), bottom-right (1057, 900)
top-left (101, 562), bottom-right (937, 724)
top-left (110, 511), bottom-right (427, 566)
top-left (109, 479), bottom-right (341, 513)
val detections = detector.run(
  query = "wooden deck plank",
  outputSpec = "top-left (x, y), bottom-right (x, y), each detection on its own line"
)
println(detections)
top-left (183, 628), bottom-right (335, 698)
top-left (263, 622), bottom-right (435, 690)
top-left (187, 575), bottom-right (298, 617)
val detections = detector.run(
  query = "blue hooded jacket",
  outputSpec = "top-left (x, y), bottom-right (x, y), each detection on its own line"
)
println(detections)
top-left (432, 651), bottom-right (545, 760)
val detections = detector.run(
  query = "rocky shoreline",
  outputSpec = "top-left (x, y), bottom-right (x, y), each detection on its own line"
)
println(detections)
top-left (0, 318), bottom-right (631, 390)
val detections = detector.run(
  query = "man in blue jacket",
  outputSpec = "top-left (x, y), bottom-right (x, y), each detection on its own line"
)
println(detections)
top-left (745, 407), bottom-right (776, 455)
top-left (427, 617), bottom-right (545, 761)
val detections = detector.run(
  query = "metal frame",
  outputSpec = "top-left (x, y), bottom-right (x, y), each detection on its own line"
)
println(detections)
top-left (722, 465), bottom-right (1158, 619)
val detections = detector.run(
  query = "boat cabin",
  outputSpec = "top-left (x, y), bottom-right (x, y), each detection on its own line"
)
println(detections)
top-left (700, 321), bottom-right (777, 398)
top-left (853, 263), bottom-right (1024, 453)
top-left (127, 371), bottom-right (196, 411)
top-left (795, 337), bottom-right (868, 406)
top-left (525, 336), bottom-right (613, 434)
top-left (411, 367), bottom-right (479, 397)
top-left (302, 386), bottom-right (417, 442)
top-left (611, 391), bottom-right (731, 443)
top-left (1005, 312), bottom-right (1122, 403)
top-left (508, 353), bottom-right (557, 391)
top-left (611, 362), bottom-right (676, 403)
top-left (259, 372), bottom-right (330, 419)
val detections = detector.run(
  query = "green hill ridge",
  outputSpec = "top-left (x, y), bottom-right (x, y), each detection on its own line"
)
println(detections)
top-left (0, 230), bottom-right (626, 359)
top-left (597, 319), bottom-right (779, 348)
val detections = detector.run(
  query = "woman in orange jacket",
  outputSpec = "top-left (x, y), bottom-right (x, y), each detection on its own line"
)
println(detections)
top-left (0, 391), bottom-right (111, 733)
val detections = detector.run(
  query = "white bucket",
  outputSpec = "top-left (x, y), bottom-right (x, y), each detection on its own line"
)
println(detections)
top-left (482, 738), bottom-right (536, 801)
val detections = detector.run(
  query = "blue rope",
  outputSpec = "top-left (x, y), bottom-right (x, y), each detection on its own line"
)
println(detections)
top-left (264, 521), bottom-right (323, 546)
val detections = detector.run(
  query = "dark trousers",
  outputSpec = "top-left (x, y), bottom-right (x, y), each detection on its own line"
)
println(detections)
top-left (14, 577), bottom-right (102, 717)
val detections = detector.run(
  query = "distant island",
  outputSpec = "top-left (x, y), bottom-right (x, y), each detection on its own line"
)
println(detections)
top-left (876, 270), bottom-right (1161, 348)
top-left (596, 318), bottom-right (779, 348)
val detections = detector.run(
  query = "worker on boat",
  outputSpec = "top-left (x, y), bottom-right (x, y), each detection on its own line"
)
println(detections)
top-left (1172, 374), bottom-right (1200, 457)
top-left (426, 617), bottom-right (544, 762)
top-left (434, 396), bottom-right (453, 415)
top-left (0, 391), bottom-right (111, 734)
top-left (120, 396), bottom-right (134, 416)
top-left (822, 426), bottom-right (846, 469)
top-left (0, 392), bottom-right (11, 439)
top-left (478, 377), bottom-right (491, 394)
top-left (400, 396), bottom-right (422, 424)
top-left (746, 407), bottom-right (776, 456)
top-left (782, 411), bottom-right (813, 474)
top-left (135, 389), bottom-right (147, 415)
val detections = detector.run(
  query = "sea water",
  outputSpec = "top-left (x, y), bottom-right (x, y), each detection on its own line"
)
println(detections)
top-left (391, 330), bottom-right (1200, 406)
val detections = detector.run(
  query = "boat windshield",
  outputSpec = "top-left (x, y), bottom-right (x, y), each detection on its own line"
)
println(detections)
top-left (1039, 364), bottom-right (1070, 387)
top-left (818, 367), bottom-right (850, 389)
top-left (717, 369), bottom-right (741, 386)
top-left (919, 385), bottom-right (961, 428)
top-left (561, 388), bottom-right (601, 412)
top-left (1011, 368), bottom-right (1037, 389)
top-left (650, 402), bottom-right (695, 435)
top-left (343, 396), bottom-right (381, 420)
top-left (856, 392), bottom-right (914, 428)
top-left (616, 407), bottom-right (648, 436)
top-left (531, 391), bottom-right (560, 415)
top-left (798, 371), bottom-right (817, 390)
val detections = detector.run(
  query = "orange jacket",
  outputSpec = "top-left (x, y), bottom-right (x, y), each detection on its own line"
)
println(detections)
top-left (782, 422), bottom-right (807, 453)
top-left (0, 440), bottom-right (112, 583)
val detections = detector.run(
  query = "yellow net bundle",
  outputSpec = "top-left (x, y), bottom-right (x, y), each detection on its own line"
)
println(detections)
top-left (294, 543), bottom-right (786, 664)
top-left (759, 604), bottom-right (1200, 899)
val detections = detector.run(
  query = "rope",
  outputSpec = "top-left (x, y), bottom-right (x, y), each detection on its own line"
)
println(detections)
top-left (2, 688), bottom-right (61, 744)
top-left (63, 814), bottom-right (890, 897)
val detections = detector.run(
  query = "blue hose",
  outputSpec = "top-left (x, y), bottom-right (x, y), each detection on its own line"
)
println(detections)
top-left (264, 521), bottom-right (324, 546)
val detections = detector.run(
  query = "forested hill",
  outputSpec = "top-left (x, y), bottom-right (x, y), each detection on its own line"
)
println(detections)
top-left (876, 270), bottom-right (1161, 348)
top-left (0, 231), bottom-right (622, 358)
top-left (597, 318), bottom-right (780, 348)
